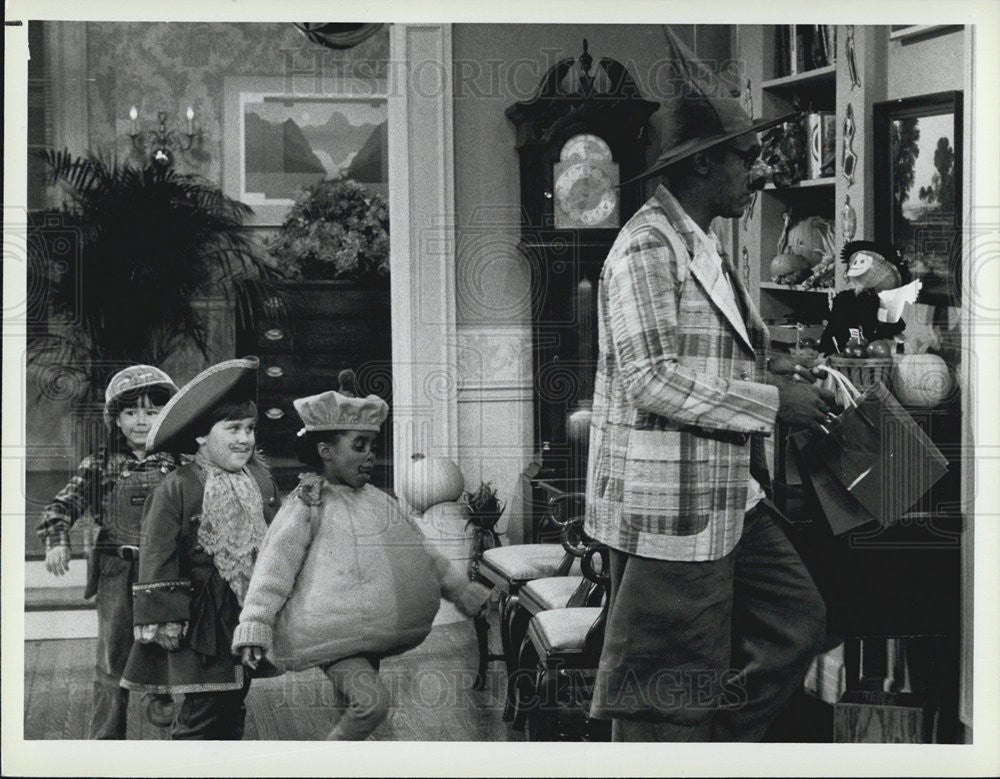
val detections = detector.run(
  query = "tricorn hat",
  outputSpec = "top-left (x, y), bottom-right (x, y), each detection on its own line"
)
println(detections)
top-left (623, 27), bottom-right (797, 186)
top-left (145, 357), bottom-right (260, 454)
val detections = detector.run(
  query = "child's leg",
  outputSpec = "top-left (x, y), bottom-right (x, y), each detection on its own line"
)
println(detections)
top-left (88, 555), bottom-right (133, 739)
top-left (322, 656), bottom-right (390, 740)
top-left (171, 673), bottom-right (252, 740)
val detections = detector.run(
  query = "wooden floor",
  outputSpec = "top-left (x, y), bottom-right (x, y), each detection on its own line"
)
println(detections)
top-left (23, 619), bottom-right (522, 741)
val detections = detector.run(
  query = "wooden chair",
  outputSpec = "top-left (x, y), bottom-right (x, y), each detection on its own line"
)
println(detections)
top-left (518, 540), bottom-right (612, 741)
top-left (471, 492), bottom-right (585, 712)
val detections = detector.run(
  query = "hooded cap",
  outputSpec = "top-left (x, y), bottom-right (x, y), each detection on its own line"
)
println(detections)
top-left (145, 357), bottom-right (260, 454)
top-left (623, 27), bottom-right (798, 186)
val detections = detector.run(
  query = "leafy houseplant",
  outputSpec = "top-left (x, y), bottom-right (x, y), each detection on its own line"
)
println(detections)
top-left (265, 178), bottom-right (389, 282)
top-left (461, 482), bottom-right (506, 578)
top-left (28, 149), bottom-right (273, 402)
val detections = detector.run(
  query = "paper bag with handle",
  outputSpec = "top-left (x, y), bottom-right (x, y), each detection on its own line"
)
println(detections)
top-left (791, 378), bottom-right (949, 534)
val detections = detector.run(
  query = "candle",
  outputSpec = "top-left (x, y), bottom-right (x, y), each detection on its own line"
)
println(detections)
top-left (129, 105), bottom-right (137, 134)
top-left (186, 106), bottom-right (194, 134)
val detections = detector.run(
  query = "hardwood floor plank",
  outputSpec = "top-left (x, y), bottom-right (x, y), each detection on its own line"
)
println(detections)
top-left (24, 615), bottom-right (513, 741)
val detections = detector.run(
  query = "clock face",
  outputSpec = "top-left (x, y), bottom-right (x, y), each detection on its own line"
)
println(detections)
top-left (553, 160), bottom-right (620, 229)
top-left (560, 133), bottom-right (613, 162)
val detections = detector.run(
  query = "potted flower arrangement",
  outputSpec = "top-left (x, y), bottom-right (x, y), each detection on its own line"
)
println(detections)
top-left (265, 177), bottom-right (389, 282)
top-left (236, 177), bottom-right (392, 469)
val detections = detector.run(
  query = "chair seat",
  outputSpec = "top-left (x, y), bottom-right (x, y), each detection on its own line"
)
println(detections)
top-left (479, 544), bottom-right (569, 591)
top-left (519, 576), bottom-right (587, 615)
top-left (527, 607), bottom-right (604, 656)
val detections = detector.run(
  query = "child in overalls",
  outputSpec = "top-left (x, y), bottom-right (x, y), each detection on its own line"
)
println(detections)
top-left (120, 357), bottom-right (282, 740)
top-left (233, 372), bottom-right (491, 740)
top-left (38, 365), bottom-right (180, 739)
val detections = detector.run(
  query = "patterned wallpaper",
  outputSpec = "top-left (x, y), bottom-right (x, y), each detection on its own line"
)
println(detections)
top-left (85, 22), bottom-right (389, 186)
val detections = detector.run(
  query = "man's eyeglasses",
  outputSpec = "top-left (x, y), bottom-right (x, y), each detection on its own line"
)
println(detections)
top-left (724, 144), bottom-right (762, 167)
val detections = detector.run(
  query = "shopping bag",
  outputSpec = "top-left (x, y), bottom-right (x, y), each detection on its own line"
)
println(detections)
top-left (792, 381), bottom-right (949, 531)
top-left (790, 432), bottom-right (878, 535)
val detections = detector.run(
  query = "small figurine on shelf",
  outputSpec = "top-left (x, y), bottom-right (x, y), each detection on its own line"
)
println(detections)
top-left (819, 240), bottom-right (916, 355)
top-left (759, 119), bottom-right (808, 188)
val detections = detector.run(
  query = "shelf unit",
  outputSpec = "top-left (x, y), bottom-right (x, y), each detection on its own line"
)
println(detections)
top-left (738, 25), bottom-right (885, 335)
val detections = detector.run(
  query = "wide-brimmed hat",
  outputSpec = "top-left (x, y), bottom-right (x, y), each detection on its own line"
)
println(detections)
top-left (102, 365), bottom-right (178, 426)
top-left (623, 28), bottom-right (797, 186)
top-left (146, 357), bottom-right (260, 454)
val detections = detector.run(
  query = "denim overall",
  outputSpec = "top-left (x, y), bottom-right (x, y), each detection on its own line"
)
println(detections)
top-left (90, 458), bottom-right (172, 739)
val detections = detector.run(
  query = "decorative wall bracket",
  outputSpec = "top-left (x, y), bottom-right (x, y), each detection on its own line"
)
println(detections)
top-left (842, 103), bottom-right (857, 187)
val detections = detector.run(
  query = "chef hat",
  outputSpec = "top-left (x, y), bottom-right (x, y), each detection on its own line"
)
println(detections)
top-left (293, 370), bottom-right (388, 433)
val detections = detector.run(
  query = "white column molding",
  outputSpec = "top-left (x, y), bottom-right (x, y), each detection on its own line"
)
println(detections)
top-left (959, 23), bottom-right (975, 736)
top-left (388, 23), bottom-right (459, 491)
top-left (45, 21), bottom-right (89, 157)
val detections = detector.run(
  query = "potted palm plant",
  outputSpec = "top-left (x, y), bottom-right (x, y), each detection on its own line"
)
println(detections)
top-left (28, 149), bottom-right (273, 423)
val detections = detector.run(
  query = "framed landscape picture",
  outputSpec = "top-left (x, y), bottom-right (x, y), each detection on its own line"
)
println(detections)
top-left (223, 76), bottom-right (387, 225)
top-left (873, 91), bottom-right (963, 305)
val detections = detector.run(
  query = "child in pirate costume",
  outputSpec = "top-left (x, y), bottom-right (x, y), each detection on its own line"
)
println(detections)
top-left (38, 364), bottom-right (180, 739)
top-left (119, 357), bottom-right (281, 740)
top-left (233, 372), bottom-right (491, 740)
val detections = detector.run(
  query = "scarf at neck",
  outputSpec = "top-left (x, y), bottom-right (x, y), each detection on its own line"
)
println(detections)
top-left (193, 453), bottom-right (267, 605)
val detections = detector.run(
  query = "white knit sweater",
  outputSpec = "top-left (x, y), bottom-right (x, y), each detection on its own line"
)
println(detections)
top-left (232, 474), bottom-right (490, 671)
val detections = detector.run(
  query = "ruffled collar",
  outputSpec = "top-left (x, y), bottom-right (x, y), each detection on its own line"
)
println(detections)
top-left (193, 454), bottom-right (268, 605)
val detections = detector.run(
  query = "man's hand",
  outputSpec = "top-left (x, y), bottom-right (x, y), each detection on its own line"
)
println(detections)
top-left (45, 545), bottom-right (72, 576)
top-left (768, 354), bottom-right (824, 383)
top-left (776, 378), bottom-right (837, 432)
top-left (240, 646), bottom-right (265, 670)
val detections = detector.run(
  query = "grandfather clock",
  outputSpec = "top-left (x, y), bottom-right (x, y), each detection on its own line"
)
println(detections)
top-left (506, 40), bottom-right (658, 515)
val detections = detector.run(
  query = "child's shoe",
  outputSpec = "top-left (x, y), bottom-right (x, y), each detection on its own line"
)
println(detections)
top-left (144, 693), bottom-right (176, 727)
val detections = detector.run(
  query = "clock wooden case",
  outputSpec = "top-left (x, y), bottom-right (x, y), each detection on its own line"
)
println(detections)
top-left (506, 41), bottom-right (658, 497)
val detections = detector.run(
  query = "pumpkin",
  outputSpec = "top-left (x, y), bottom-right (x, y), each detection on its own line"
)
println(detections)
top-left (417, 501), bottom-right (471, 544)
top-left (770, 252), bottom-right (811, 278)
top-left (892, 353), bottom-right (953, 407)
top-left (400, 453), bottom-right (465, 512)
top-left (566, 407), bottom-right (592, 443)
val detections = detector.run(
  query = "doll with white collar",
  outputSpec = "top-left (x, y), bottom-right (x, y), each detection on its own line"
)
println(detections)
top-left (819, 240), bottom-right (918, 355)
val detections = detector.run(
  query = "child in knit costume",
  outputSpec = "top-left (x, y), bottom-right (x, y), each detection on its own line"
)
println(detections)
top-left (233, 372), bottom-right (491, 740)
top-left (38, 365), bottom-right (180, 739)
top-left (120, 357), bottom-right (282, 740)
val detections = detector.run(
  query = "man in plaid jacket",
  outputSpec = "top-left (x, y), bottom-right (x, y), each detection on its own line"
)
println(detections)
top-left (585, 30), bottom-right (834, 742)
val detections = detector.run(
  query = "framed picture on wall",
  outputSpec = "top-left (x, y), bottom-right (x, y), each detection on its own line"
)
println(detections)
top-left (873, 90), bottom-right (963, 306)
top-left (223, 76), bottom-right (387, 226)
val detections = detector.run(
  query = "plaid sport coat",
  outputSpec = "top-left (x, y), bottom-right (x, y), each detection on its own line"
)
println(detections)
top-left (584, 185), bottom-right (780, 561)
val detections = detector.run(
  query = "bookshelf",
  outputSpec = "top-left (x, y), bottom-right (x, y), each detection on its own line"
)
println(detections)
top-left (737, 25), bottom-right (884, 335)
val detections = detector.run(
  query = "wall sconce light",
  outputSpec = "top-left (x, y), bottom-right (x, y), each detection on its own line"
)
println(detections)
top-left (128, 106), bottom-right (202, 168)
